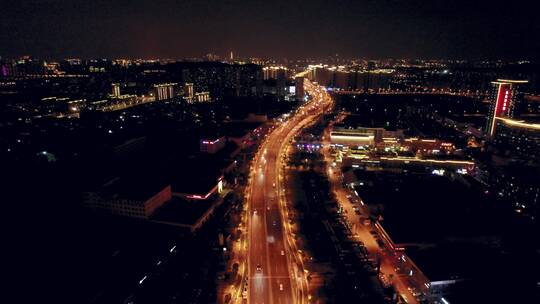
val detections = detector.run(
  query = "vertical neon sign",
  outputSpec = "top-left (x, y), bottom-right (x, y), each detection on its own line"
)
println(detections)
top-left (490, 83), bottom-right (511, 136)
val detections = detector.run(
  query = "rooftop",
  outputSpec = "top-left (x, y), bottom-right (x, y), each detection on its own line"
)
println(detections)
top-left (353, 170), bottom-right (505, 245)
top-left (99, 175), bottom-right (169, 201)
top-left (406, 242), bottom-right (495, 283)
top-left (338, 113), bottom-right (403, 131)
top-left (151, 196), bottom-right (215, 227)
top-left (198, 121), bottom-right (262, 139)
top-left (169, 154), bottom-right (227, 195)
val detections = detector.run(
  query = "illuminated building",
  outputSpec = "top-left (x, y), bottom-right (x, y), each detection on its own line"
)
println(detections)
top-left (485, 79), bottom-right (528, 137)
top-left (101, 94), bottom-right (138, 112)
top-left (307, 65), bottom-right (393, 91)
top-left (263, 66), bottom-right (288, 97)
top-left (330, 127), bottom-right (376, 147)
top-left (184, 82), bottom-right (194, 102)
top-left (263, 66), bottom-right (288, 80)
top-left (111, 83), bottom-right (120, 97)
top-left (176, 62), bottom-right (262, 98)
top-left (153, 83), bottom-right (177, 101)
top-left (205, 53), bottom-right (220, 61)
top-left (400, 138), bottom-right (455, 155)
top-left (330, 126), bottom-right (404, 148)
top-left (39, 96), bottom-right (86, 115)
top-left (1, 62), bottom-right (16, 76)
top-left (493, 117), bottom-right (540, 162)
top-left (83, 178), bottom-right (172, 219)
top-left (194, 91), bottom-right (211, 103)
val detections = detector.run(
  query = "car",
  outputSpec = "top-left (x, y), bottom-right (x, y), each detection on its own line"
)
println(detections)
top-left (279, 283), bottom-right (284, 291)
top-left (256, 264), bottom-right (262, 272)
top-left (281, 250), bottom-right (285, 256)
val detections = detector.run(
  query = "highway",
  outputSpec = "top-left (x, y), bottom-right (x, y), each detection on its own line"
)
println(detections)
top-left (243, 79), bottom-right (333, 304)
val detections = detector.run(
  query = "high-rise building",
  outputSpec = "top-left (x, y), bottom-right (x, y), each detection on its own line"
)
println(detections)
top-left (262, 66), bottom-right (289, 98)
top-left (184, 82), bottom-right (194, 102)
top-left (263, 66), bottom-right (289, 80)
top-left (111, 83), bottom-right (121, 97)
top-left (295, 76), bottom-right (305, 101)
top-left (170, 61), bottom-right (262, 98)
top-left (485, 79), bottom-right (528, 137)
top-left (154, 83), bottom-right (177, 101)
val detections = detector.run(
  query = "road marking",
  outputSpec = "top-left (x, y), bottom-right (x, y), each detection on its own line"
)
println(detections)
top-left (250, 275), bottom-right (292, 279)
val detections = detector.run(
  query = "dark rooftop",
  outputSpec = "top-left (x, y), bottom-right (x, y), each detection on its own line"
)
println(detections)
top-left (151, 196), bottom-right (215, 227)
top-left (406, 243), bottom-right (484, 282)
top-left (221, 121), bottom-right (262, 138)
top-left (99, 175), bottom-right (169, 201)
top-left (169, 155), bottom-right (227, 195)
top-left (198, 121), bottom-right (262, 139)
top-left (337, 113), bottom-right (402, 131)
top-left (353, 170), bottom-right (505, 245)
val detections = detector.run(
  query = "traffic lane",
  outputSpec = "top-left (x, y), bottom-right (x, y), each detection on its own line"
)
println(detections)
top-left (247, 87), bottom-right (327, 304)
top-left (267, 212), bottom-right (293, 304)
top-left (248, 145), bottom-right (272, 304)
top-left (265, 136), bottom-right (294, 303)
top-left (248, 204), bottom-right (271, 304)
top-left (269, 129), bottom-right (298, 301)
top-left (249, 135), bottom-right (287, 304)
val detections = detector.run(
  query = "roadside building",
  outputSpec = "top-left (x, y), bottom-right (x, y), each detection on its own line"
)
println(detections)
top-left (83, 177), bottom-right (171, 219)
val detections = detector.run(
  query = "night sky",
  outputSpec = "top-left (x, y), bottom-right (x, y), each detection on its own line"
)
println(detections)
top-left (1, 0), bottom-right (539, 60)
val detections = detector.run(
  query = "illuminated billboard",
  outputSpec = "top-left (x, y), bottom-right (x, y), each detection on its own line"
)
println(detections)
top-left (289, 86), bottom-right (296, 94)
top-left (489, 83), bottom-right (513, 136)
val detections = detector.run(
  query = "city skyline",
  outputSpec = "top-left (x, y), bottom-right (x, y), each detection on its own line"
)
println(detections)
top-left (2, 2), bottom-right (540, 304)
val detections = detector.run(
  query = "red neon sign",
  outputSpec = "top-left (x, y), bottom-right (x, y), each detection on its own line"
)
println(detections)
top-left (494, 84), bottom-right (512, 119)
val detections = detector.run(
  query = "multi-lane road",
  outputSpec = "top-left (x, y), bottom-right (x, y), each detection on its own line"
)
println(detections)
top-left (241, 79), bottom-right (419, 303)
top-left (244, 80), bottom-right (332, 304)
